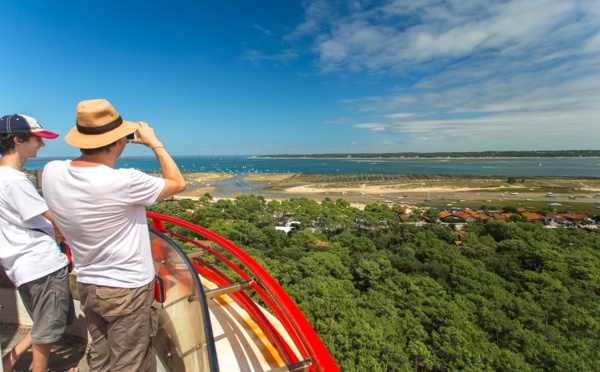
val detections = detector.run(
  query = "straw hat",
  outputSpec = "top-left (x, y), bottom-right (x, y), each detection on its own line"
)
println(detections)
top-left (65, 99), bottom-right (137, 149)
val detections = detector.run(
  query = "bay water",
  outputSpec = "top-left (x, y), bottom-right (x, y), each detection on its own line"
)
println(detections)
top-left (26, 156), bottom-right (600, 177)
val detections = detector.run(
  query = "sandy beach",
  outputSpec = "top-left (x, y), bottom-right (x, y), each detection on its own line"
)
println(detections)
top-left (285, 184), bottom-right (483, 194)
top-left (179, 172), bottom-right (237, 197)
top-left (173, 172), bottom-right (600, 213)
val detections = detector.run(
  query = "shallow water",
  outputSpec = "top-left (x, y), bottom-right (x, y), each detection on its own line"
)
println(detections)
top-left (27, 156), bottom-right (600, 177)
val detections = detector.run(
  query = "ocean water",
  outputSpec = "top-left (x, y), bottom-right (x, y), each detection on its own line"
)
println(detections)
top-left (26, 156), bottom-right (600, 177)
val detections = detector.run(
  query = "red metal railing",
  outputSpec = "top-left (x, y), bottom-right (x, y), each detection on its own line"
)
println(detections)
top-left (147, 212), bottom-right (339, 372)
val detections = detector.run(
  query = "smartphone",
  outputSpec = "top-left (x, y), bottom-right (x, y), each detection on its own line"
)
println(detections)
top-left (126, 131), bottom-right (138, 140)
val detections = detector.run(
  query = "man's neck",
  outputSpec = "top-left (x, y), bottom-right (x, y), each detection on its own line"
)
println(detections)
top-left (0, 152), bottom-right (25, 171)
top-left (71, 153), bottom-right (117, 168)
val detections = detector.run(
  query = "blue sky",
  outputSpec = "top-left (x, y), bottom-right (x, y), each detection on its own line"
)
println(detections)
top-left (1, 0), bottom-right (598, 157)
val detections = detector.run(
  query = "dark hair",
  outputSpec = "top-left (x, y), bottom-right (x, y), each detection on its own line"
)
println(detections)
top-left (80, 140), bottom-right (118, 155)
top-left (0, 133), bottom-right (32, 155)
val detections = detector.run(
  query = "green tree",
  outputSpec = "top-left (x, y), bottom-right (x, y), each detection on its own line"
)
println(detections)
top-left (423, 208), bottom-right (441, 223)
top-left (502, 205), bottom-right (519, 213)
top-left (149, 196), bottom-right (600, 371)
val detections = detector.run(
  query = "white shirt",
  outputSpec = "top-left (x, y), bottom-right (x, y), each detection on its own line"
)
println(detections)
top-left (0, 167), bottom-right (68, 286)
top-left (42, 160), bottom-right (164, 288)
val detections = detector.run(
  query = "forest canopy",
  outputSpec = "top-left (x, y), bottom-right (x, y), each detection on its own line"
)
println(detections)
top-left (149, 196), bottom-right (600, 371)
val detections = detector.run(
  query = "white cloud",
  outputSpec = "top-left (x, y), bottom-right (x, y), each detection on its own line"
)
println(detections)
top-left (353, 122), bottom-right (389, 132)
top-left (289, 0), bottom-right (600, 151)
top-left (253, 24), bottom-right (273, 36)
top-left (299, 0), bottom-right (589, 71)
top-left (242, 49), bottom-right (298, 63)
top-left (325, 117), bottom-right (355, 124)
top-left (584, 32), bottom-right (600, 53)
top-left (385, 113), bottom-right (418, 119)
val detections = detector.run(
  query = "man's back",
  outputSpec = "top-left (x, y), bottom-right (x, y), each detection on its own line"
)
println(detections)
top-left (43, 160), bottom-right (163, 288)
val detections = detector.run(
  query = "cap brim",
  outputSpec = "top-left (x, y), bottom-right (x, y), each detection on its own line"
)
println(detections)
top-left (31, 130), bottom-right (59, 139)
top-left (64, 120), bottom-right (138, 149)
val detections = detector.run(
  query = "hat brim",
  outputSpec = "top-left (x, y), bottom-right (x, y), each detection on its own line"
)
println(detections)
top-left (64, 120), bottom-right (138, 149)
top-left (31, 130), bottom-right (59, 139)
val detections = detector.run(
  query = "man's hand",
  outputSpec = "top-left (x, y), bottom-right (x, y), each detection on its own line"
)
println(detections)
top-left (127, 121), bottom-right (186, 199)
top-left (129, 122), bottom-right (163, 148)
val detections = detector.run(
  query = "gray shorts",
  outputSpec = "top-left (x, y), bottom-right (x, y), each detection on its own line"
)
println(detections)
top-left (18, 266), bottom-right (74, 344)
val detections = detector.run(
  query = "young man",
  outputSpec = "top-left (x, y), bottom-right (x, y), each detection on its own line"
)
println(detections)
top-left (42, 99), bottom-right (186, 371)
top-left (0, 114), bottom-right (74, 372)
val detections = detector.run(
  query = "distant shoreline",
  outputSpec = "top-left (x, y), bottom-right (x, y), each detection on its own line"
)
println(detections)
top-left (173, 172), bottom-right (600, 214)
top-left (27, 151), bottom-right (600, 162)
top-left (255, 155), bottom-right (600, 160)
top-left (255, 150), bottom-right (600, 159)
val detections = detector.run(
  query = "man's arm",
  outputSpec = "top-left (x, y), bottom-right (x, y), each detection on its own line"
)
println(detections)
top-left (41, 210), bottom-right (56, 226)
top-left (152, 146), bottom-right (187, 200)
top-left (132, 122), bottom-right (186, 200)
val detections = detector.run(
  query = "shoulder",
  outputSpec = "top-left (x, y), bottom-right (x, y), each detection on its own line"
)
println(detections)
top-left (116, 168), bottom-right (162, 185)
top-left (43, 160), bottom-right (69, 172)
top-left (0, 168), bottom-right (29, 189)
top-left (0, 166), bottom-right (25, 179)
top-left (116, 167), bottom-right (151, 179)
top-left (4, 172), bottom-right (43, 202)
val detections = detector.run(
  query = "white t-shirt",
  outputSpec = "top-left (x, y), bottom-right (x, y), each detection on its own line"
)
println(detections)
top-left (42, 160), bottom-right (164, 288)
top-left (0, 167), bottom-right (68, 287)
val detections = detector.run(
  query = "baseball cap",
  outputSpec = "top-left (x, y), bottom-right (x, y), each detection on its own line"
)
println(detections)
top-left (0, 114), bottom-right (59, 139)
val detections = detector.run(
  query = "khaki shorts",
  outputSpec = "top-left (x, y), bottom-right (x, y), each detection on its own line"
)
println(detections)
top-left (78, 281), bottom-right (157, 372)
top-left (18, 265), bottom-right (74, 344)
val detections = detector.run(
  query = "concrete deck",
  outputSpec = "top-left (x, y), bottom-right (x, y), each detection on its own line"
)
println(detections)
top-left (0, 324), bottom-right (89, 372)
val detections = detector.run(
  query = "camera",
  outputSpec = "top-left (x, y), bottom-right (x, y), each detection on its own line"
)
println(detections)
top-left (126, 131), bottom-right (138, 140)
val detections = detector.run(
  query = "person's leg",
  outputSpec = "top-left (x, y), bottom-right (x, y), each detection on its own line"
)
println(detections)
top-left (2, 330), bottom-right (32, 371)
top-left (103, 282), bottom-right (155, 371)
top-left (2, 334), bottom-right (60, 372)
top-left (31, 343), bottom-right (52, 372)
top-left (22, 266), bottom-right (73, 371)
top-left (78, 282), bottom-right (111, 372)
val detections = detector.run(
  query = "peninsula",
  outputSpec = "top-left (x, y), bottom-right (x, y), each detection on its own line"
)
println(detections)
top-left (258, 150), bottom-right (600, 159)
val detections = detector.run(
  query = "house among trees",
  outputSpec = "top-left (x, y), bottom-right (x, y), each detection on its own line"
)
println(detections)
top-left (434, 208), bottom-right (597, 228)
top-left (521, 212), bottom-right (545, 221)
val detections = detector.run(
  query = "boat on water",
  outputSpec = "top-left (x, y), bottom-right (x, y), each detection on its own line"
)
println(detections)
top-left (0, 212), bottom-right (339, 372)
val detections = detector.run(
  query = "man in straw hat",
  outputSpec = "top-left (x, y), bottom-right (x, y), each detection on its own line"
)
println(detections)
top-left (42, 99), bottom-right (186, 371)
top-left (0, 114), bottom-right (75, 372)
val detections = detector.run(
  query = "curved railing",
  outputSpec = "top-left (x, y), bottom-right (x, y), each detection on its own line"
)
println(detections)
top-left (56, 227), bottom-right (220, 371)
top-left (147, 212), bottom-right (340, 372)
top-left (149, 228), bottom-right (219, 372)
